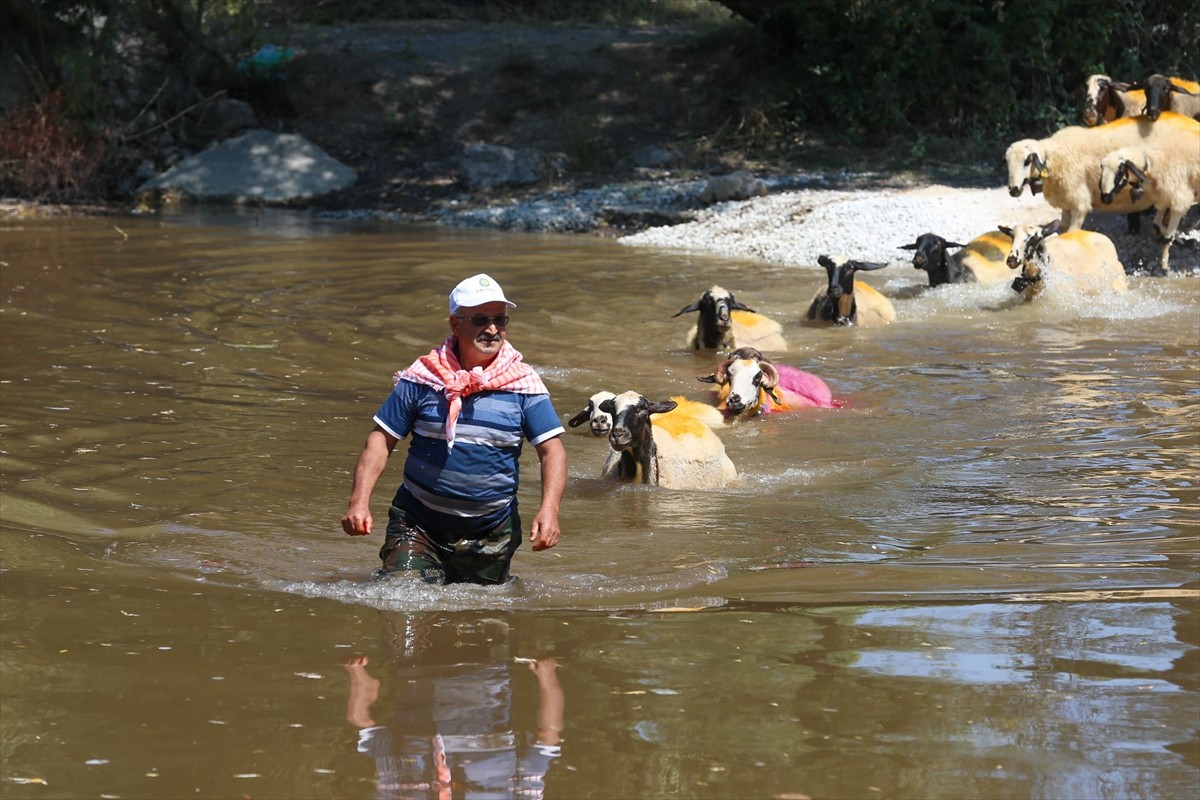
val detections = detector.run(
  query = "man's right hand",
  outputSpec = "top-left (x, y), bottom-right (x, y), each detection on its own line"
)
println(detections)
top-left (341, 505), bottom-right (373, 536)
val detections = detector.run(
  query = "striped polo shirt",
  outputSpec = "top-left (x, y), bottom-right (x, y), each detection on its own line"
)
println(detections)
top-left (374, 379), bottom-right (564, 538)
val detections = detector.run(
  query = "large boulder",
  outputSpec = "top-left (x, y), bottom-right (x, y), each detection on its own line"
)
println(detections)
top-left (137, 129), bottom-right (356, 204)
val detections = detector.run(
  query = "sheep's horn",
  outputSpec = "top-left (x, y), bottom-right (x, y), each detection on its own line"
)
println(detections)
top-left (1126, 161), bottom-right (1152, 185)
top-left (759, 362), bottom-right (780, 389)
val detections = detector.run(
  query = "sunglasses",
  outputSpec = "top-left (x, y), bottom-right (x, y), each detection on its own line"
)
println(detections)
top-left (456, 314), bottom-right (510, 328)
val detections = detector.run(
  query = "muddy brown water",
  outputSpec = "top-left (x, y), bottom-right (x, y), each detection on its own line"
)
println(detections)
top-left (1, 209), bottom-right (1197, 799)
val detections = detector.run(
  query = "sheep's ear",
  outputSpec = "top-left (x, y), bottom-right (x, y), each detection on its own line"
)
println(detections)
top-left (853, 261), bottom-right (889, 272)
top-left (898, 242), bottom-right (919, 251)
top-left (1115, 81), bottom-right (1135, 91)
top-left (944, 241), bottom-right (967, 249)
top-left (648, 399), bottom-right (678, 415)
top-left (598, 398), bottom-right (616, 414)
top-left (765, 386), bottom-right (783, 406)
top-left (817, 254), bottom-right (837, 269)
top-left (1040, 219), bottom-right (1062, 236)
top-left (730, 299), bottom-right (757, 313)
top-left (998, 225), bottom-right (1013, 237)
top-left (759, 362), bottom-right (780, 388)
top-left (696, 373), bottom-right (719, 384)
top-left (672, 301), bottom-right (701, 317)
top-left (567, 407), bottom-right (591, 427)
top-left (1172, 83), bottom-right (1198, 96)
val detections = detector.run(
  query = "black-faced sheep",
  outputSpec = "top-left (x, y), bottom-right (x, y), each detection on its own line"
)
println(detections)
top-left (673, 285), bottom-right (788, 352)
top-left (597, 391), bottom-right (736, 489)
top-left (1135, 74), bottom-right (1200, 122)
top-left (803, 255), bottom-right (895, 327)
top-left (1099, 141), bottom-right (1200, 274)
top-left (898, 231), bottom-right (1013, 287)
top-left (696, 346), bottom-right (838, 421)
top-left (567, 391), bottom-right (617, 436)
top-left (1004, 113), bottom-right (1200, 232)
top-left (1001, 221), bottom-right (1127, 302)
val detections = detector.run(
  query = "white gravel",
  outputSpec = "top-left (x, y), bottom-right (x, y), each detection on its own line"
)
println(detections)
top-left (619, 181), bottom-right (1198, 275)
top-left (327, 172), bottom-right (1199, 274)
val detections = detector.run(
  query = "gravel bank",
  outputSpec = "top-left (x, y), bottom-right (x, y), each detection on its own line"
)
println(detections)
top-left (410, 175), bottom-right (1200, 275)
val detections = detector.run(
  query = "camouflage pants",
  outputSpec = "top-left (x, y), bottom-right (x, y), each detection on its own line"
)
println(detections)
top-left (376, 506), bottom-right (521, 585)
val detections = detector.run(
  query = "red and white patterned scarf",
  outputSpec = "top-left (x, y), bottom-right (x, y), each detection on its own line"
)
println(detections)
top-left (395, 336), bottom-right (548, 449)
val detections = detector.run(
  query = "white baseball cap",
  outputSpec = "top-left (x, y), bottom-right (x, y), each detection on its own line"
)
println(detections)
top-left (448, 273), bottom-right (517, 314)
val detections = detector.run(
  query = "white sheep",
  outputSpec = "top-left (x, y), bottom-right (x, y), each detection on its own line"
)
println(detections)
top-left (673, 285), bottom-right (788, 352)
top-left (598, 391), bottom-right (736, 490)
top-left (1099, 140), bottom-right (1200, 274)
top-left (1001, 221), bottom-right (1127, 302)
top-left (1004, 113), bottom-right (1200, 232)
top-left (696, 346), bottom-right (839, 421)
top-left (566, 391), bottom-right (617, 437)
top-left (803, 255), bottom-right (894, 327)
top-left (898, 230), bottom-right (1013, 287)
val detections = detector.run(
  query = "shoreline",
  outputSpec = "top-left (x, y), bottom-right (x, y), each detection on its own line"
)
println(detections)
top-left (5, 172), bottom-right (1197, 275)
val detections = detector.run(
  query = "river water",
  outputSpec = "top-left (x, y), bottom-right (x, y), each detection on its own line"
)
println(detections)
top-left (1, 209), bottom-right (1197, 799)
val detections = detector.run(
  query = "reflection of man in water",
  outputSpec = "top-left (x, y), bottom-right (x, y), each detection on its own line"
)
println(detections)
top-left (341, 613), bottom-right (564, 799)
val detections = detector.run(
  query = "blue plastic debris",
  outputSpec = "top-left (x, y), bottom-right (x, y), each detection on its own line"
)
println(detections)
top-left (237, 44), bottom-right (294, 78)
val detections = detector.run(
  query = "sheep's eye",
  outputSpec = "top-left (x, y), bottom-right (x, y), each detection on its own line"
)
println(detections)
top-left (752, 374), bottom-right (762, 386)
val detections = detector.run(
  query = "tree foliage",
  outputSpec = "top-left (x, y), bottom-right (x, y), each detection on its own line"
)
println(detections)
top-left (2, 0), bottom-right (1197, 201)
top-left (740, 0), bottom-right (1199, 144)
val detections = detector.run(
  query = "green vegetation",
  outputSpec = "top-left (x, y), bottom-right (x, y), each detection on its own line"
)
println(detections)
top-left (1, 0), bottom-right (1196, 203)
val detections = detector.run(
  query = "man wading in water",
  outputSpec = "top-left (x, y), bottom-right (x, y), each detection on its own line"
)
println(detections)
top-left (340, 273), bottom-right (567, 584)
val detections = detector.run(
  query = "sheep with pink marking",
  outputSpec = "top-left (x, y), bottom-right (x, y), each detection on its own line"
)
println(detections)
top-left (697, 347), bottom-right (840, 422)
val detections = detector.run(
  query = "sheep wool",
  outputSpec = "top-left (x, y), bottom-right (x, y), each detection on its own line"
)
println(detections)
top-left (729, 309), bottom-right (788, 352)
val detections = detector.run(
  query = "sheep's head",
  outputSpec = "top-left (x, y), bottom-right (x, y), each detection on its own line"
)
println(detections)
top-left (899, 233), bottom-right (963, 273)
top-left (567, 390), bottom-right (616, 437)
top-left (1004, 140), bottom-right (1046, 197)
top-left (818, 255), bottom-right (888, 326)
top-left (698, 350), bottom-right (780, 416)
top-left (1084, 74), bottom-right (1113, 126)
top-left (1098, 148), bottom-right (1151, 205)
top-left (1001, 221), bottom-right (1060, 289)
top-left (1136, 74), bottom-right (1193, 121)
top-left (673, 285), bottom-right (756, 336)
top-left (601, 391), bottom-right (676, 451)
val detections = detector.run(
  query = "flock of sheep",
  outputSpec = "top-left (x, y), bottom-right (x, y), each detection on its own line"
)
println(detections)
top-left (1004, 72), bottom-right (1199, 277)
top-left (567, 71), bottom-right (1199, 492)
top-left (567, 285), bottom-right (842, 490)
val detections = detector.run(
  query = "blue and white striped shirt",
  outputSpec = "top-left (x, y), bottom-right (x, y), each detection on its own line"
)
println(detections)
top-left (374, 379), bottom-right (564, 538)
